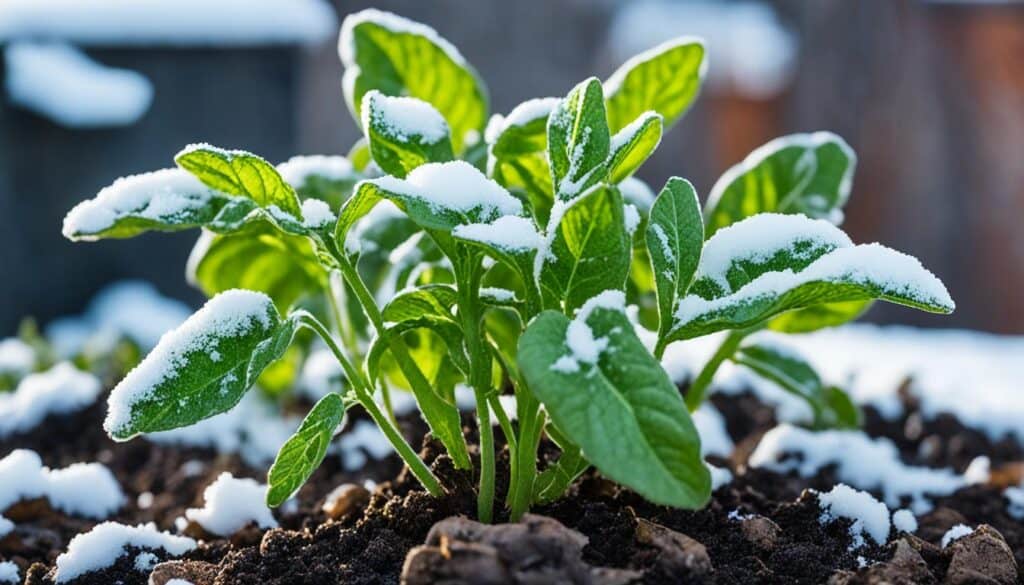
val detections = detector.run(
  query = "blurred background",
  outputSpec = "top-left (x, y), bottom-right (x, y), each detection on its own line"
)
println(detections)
top-left (1, 0), bottom-right (1022, 335)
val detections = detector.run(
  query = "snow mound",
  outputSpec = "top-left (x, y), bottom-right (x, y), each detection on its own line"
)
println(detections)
top-left (0, 449), bottom-right (123, 520)
top-left (816, 484), bottom-right (890, 549)
top-left (54, 522), bottom-right (196, 583)
top-left (0, 337), bottom-right (34, 378)
top-left (0, 363), bottom-right (101, 438)
top-left (185, 472), bottom-right (277, 536)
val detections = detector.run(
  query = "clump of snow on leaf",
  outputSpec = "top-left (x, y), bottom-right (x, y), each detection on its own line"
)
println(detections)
top-left (368, 160), bottom-right (522, 219)
top-left (62, 168), bottom-right (217, 239)
top-left (185, 472), bottom-right (277, 536)
top-left (362, 90), bottom-right (449, 143)
top-left (300, 198), bottom-right (335, 228)
top-left (816, 484), bottom-right (890, 549)
top-left (277, 155), bottom-right (354, 186)
top-left (484, 97), bottom-right (560, 143)
top-left (0, 449), bottom-right (123, 520)
top-left (0, 363), bottom-right (101, 438)
top-left (452, 215), bottom-right (541, 252)
top-left (551, 291), bottom-right (626, 373)
top-left (53, 522), bottom-right (195, 583)
top-left (104, 290), bottom-right (276, 437)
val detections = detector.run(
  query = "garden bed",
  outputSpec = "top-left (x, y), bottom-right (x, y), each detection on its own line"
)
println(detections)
top-left (1, 314), bottom-right (1020, 584)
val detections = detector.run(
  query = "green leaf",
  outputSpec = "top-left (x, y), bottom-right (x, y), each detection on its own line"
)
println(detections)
top-left (767, 300), bottom-right (872, 334)
top-left (547, 78), bottom-right (611, 200)
top-left (381, 284), bottom-right (458, 323)
top-left (341, 9), bottom-right (488, 153)
top-left (607, 111), bottom-right (663, 183)
top-left (104, 290), bottom-right (298, 440)
top-left (266, 393), bottom-right (349, 506)
top-left (704, 132), bottom-right (856, 237)
top-left (485, 98), bottom-right (560, 220)
top-left (348, 139), bottom-right (373, 172)
top-left (733, 342), bottom-right (861, 429)
top-left (667, 215), bottom-right (955, 343)
top-left (367, 317), bottom-right (469, 381)
top-left (451, 215), bottom-right (543, 312)
top-left (361, 90), bottom-right (454, 178)
top-left (175, 144), bottom-right (302, 218)
top-left (645, 178), bottom-right (703, 338)
top-left (187, 226), bottom-right (328, 312)
top-left (604, 39), bottom-right (706, 133)
top-left (540, 185), bottom-right (631, 314)
top-left (62, 169), bottom-right (239, 241)
top-left (518, 297), bottom-right (710, 508)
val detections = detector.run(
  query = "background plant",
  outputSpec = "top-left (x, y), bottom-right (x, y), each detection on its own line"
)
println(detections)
top-left (62, 9), bottom-right (954, 522)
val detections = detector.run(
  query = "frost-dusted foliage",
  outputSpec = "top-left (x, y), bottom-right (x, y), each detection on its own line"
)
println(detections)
top-left (63, 9), bottom-right (954, 521)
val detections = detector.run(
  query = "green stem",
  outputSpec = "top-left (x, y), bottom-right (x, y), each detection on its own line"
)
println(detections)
top-left (298, 312), bottom-right (443, 496)
top-left (685, 329), bottom-right (747, 412)
top-left (509, 392), bottom-right (544, 521)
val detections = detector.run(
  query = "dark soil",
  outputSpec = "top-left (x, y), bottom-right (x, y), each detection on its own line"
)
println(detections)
top-left (2, 382), bottom-right (1021, 584)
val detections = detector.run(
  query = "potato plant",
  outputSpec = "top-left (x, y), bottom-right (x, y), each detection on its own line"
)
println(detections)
top-left (62, 9), bottom-right (954, 522)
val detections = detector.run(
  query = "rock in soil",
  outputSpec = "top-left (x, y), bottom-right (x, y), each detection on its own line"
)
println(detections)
top-left (943, 524), bottom-right (1017, 585)
top-left (321, 483), bottom-right (371, 521)
top-left (401, 514), bottom-right (641, 585)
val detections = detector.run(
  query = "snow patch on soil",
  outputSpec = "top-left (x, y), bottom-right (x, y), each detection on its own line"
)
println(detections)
top-left (54, 522), bottom-right (196, 583)
top-left (185, 472), bottom-right (277, 536)
top-left (892, 509), bottom-right (918, 533)
top-left (0, 562), bottom-right (17, 584)
top-left (0, 449), bottom-right (123, 528)
top-left (816, 484), bottom-right (890, 549)
top-left (336, 420), bottom-right (394, 471)
top-left (941, 524), bottom-right (973, 548)
top-left (0, 363), bottom-right (101, 438)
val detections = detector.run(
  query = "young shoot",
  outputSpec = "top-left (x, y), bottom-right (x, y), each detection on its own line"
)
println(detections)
top-left (62, 9), bottom-right (954, 523)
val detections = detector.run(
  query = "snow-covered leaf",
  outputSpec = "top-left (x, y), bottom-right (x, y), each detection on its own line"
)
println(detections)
top-left (667, 214), bottom-right (955, 342)
top-left (547, 78), bottom-right (610, 200)
top-left (704, 132), bottom-right (856, 237)
top-left (361, 90), bottom-right (454, 178)
top-left (645, 178), bottom-right (702, 338)
top-left (267, 393), bottom-right (348, 506)
top-left (336, 161), bottom-right (522, 244)
top-left (104, 291), bottom-right (299, 440)
top-left (277, 155), bottom-right (360, 207)
top-left (604, 39), bottom-right (706, 133)
top-left (733, 342), bottom-right (860, 429)
top-left (187, 226), bottom-right (328, 312)
top-left (452, 215), bottom-right (543, 310)
top-left (539, 185), bottom-right (631, 314)
top-left (175, 144), bottom-right (302, 218)
top-left (341, 9), bottom-right (488, 153)
top-left (608, 111), bottom-right (663, 183)
top-left (518, 294), bottom-right (710, 509)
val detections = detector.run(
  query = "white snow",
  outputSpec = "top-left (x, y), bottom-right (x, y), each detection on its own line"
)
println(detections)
top-left (299, 347), bottom-right (345, 400)
top-left (675, 242), bottom-right (955, 330)
top-left (340, 8), bottom-right (466, 68)
top-left (816, 484), bottom-right (890, 549)
top-left (337, 420), bottom-right (394, 471)
top-left (480, 288), bottom-right (518, 303)
top-left (47, 280), bottom-right (192, 357)
top-left (892, 509), bottom-right (918, 533)
top-left (551, 291), bottom-right (626, 374)
top-left (0, 337), bottom-right (35, 377)
top-left (484, 97), bottom-right (560, 144)
top-left (53, 522), bottom-right (196, 583)
top-left (166, 580), bottom-right (194, 585)
top-left (366, 161), bottom-right (522, 221)
top-left (0, 449), bottom-right (123, 519)
top-left (185, 472), bottom-right (277, 536)
top-left (277, 155), bottom-right (355, 187)
top-left (0, 363), bottom-right (102, 438)
top-left (452, 215), bottom-right (541, 252)
top-left (63, 168), bottom-right (219, 240)
top-left (361, 90), bottom-right (449, 143)
top-left (708, 463), bottom-right (733, 490)
top-left (0, 516), bottom-right (12, 538)
top-left (0, 0), bottom-right (336, 46)
top-left (5, 42), bottom-right (153, 128)
top-left (300, 198), bottom-right (336, 229)
top-left (133, 551), bottom-right (158, 572)
top-left (343, 199), bottom-right (405, 256)
top-left (0, 562), bottom-right (17, 584)
top-left (692, 405), bottom-right (734, 458)
top-left (104, 290), bottom-right (275, 438)
top-left (623, 204), bottom-right (641, 235)
top-left (695, 213), bottom-right (852, 293)
top-left (1004, 486), bottom-right (1024, 520)
top-left (606, 1), bottom-right (795, 99)
top-left (941, 524), bottom-right (974, 548)
top-left (750, 424), bottom-right (969, 513)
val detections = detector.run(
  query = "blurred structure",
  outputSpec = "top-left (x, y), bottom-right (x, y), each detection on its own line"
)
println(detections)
top-left (3, 0), bottom-right (1024, 334)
